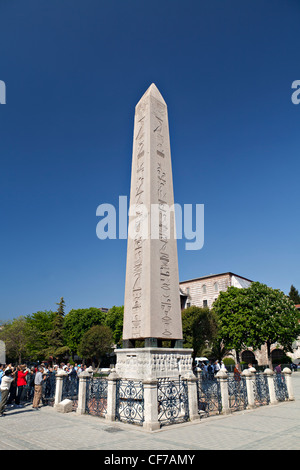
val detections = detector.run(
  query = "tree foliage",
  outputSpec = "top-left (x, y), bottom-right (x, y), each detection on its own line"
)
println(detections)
top-left (213, 282), bottom-right (300, 365)
top-left (105, 305), bottom-right (124, 346)
top-left (77, 325), bottom-right (113, 366)
top-left (289, 285), bottom-right (300, 304)
top-left (64, 307), bottom-right (107, 355)
top-left (182, 306), bottom-right (218, 358)
top-left (0, 316), bottom-right (40, 363)
top-left (25, 310), bottom-right (56, 360)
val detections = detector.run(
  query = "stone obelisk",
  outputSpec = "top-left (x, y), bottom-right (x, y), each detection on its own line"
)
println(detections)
top-left (123, 83), bottom-right (182, 345)
top-left (115, 84), bottom-right (192, 380)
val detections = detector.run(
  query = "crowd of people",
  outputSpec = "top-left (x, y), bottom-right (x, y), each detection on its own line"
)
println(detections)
top-left (194, 359), bottom-right (227, 377)
top-left (0, 362), bottom-right (87, 417)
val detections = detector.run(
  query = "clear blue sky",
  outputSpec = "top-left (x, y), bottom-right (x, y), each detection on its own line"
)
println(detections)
top-left (1, 0), bottom-right (300, 321)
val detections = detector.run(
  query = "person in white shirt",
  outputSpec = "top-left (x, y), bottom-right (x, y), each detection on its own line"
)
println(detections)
top-left (32, 367), bottom-right (44, 409)
top-left (0, 369), bottom-right (15, 416)
top-left (214, 360), bottom-right (220, 375)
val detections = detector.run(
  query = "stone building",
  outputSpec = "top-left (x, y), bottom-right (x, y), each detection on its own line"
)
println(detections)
top-left (179, 273), bottom-right (300, 366)
top-left (179, 272), bottom-right (252, 310)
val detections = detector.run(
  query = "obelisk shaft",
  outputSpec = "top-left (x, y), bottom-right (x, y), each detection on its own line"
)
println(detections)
top-left (123, 84), bottom-right (182, 342)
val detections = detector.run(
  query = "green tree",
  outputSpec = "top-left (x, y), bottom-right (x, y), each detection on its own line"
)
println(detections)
top-left (56, 296), bottom-right (66, 316)
top-left (289, 285), bottom-right (300, 304)
top-left (44, 297), bottom-right (69, 362)
top-left (25, 310), bottom-right (56, 360)
top-left (212, 286), bottom-right (251, 363)
top-left (0, 316), bottom-right (39, 363)
top-left (182, 306), bottom-right (218, 359)
top-left (64, 307), bottom-right (107, 356)
top-left (213, 282), bottom-right (300, 367)
top-left (77, 325), bottom-right (113, 367)
top-left (105, 306), bottom-right (124, 346)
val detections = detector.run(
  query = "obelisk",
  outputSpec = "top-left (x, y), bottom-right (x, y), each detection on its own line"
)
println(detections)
top-left (123, 83), bottom-right (182, 345)
top-left (115, 84), bottom-right (192, 379)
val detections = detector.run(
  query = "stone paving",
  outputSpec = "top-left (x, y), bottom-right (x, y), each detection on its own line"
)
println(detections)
top-left (0, 374), bottom-right (299, 451)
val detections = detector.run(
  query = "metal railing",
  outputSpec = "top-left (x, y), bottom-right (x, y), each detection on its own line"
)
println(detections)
top-left (85, 377), bottom-right (108, 417)
top-left (62, 374), bottom-right (79, 410)
top-left (228, 374), bottom-right (248, 411)
top-left (197, 375), bottom-right (222, 417)
top-left (157, 377), bottom-right (189, 426)
top-left (116, 379), bottom-right (144, 425)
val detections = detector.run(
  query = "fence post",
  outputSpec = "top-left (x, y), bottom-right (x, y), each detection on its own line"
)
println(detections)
top-left (263, 368), bottom-right (278, 405)
top-left (242, 369), bottom-right (255, 409)
top-left (54, 370), bottom-right (68, 408)
top-left (143, 378), bottom-right (160, 431)
top-left (185, 373), bottom-right (200, 422)
top-left (282, 367), bottom-right (294, 401)
top-left (76, 371), bottom-right (90, 415)
top-left (216, 370), bottom-right (230, 414)
top-left (105, 369), bottom-right (118, 422)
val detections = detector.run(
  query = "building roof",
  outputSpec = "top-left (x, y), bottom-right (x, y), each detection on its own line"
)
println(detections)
top-left (179, 272), bottom-right (254, 284)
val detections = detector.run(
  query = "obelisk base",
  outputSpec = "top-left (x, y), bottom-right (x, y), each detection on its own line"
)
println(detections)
top-left (115, 347), bottom-right (193, 380)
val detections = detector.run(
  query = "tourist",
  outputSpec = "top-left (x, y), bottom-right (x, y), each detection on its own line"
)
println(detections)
top-left (0, 369), bottom-right (15, 416)
top-left (234, 364), bottom-right (241, 382)
top-left (7, 366), bottom-right (17, 407)
top-left (220, 361), bottom-right (227, 371)
top-left (41, 363), bottom-right (49, 374)
top-left (202, 362), bottom-right (208, 378)
top-left (274, 364), bottom-right (281, 374)
top-left (207, 361), bottom-right (214, 379)
top-left (27, 367), bottom-right (36, 401)
top-left (214, 360), bottom-right (220, 375)
top-left (15, 365), bottom-right (29, 407)
top-left (68, 365), bottom-right (77, 378)
top-left (0, 364), bottom-right (4, 402)
top-left (248, 363), bottom-right (256, 373)
top-left (32, 366), bottom-right (44, 410)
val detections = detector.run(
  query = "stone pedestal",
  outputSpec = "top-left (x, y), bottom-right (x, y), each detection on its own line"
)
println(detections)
top-left (263, 368), bottom-right (278, 405)
top-left (115, 347), bottom-right (193, 380)
top-left (216, 369), bottom-right (230, 414)
top-left (242, 369), bottom-right (255, 409)
top-left (283, 367), bottom-right (294, 401)
top-left (143, 378), bottom-right (160, 431)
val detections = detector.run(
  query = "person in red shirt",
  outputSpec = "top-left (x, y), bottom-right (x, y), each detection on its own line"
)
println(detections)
top-left (15, 365), bottom-right (29, 407)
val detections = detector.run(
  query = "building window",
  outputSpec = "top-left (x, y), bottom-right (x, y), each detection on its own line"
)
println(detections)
top-left (202, 284), bottom-right (206, 294)
top-left (214, 282), bottom-right (218, 292)
top-left (186, 302), bottom-right (191, 308)
top-left (186, 287), bottom-right (190, 296)
top-left (203, 299), bottom-right (208, 308)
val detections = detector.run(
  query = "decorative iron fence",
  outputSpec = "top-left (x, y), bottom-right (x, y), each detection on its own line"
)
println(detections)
top-left (274, 373), bottom-right (288, 402)
top-left (42, 372), bottom-right (56, 407)
top-left (85, 377), bottom-right (108, 417)
top-left (228, 375), bottom-right (248, 411)
top-left (254, 373), bottom-right (270, 406)
top-left (62, 374), bottom-right (79, 410)
top-left (116, 379), bottom-right (144, 425)
top-left (157, 378), bottom-right (189, 426)
top-left (197, 375), bottom-right (222, 417)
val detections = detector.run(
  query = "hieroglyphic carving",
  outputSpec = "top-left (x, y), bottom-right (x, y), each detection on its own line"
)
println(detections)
top-left (131, 108), bottom-right (146, 338)
top-left (152, 96), bottom-right (172, 337)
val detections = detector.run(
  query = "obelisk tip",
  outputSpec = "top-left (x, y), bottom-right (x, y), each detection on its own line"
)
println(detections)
top-left (138, 83), bottom-right (166, 106)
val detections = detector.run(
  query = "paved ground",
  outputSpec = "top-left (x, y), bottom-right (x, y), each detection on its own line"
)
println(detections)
top-left (0, 374), bottom-right (299, 452)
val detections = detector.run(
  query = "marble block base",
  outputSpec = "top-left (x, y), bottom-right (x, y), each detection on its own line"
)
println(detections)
top-left (115, 347), bottom-right (194, 380)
